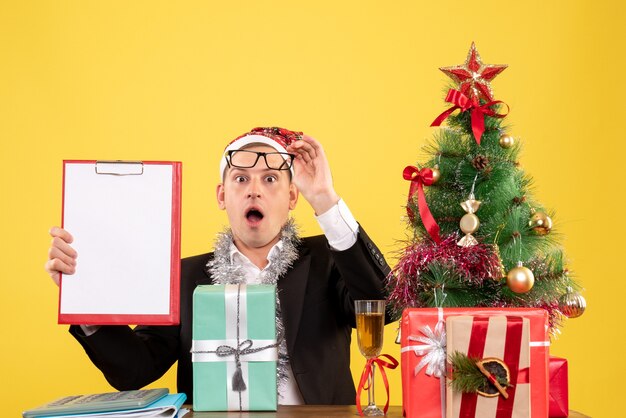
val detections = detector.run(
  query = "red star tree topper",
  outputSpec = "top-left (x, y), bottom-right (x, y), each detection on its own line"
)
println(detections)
top-left (440, 42), bottom-right (507, 101)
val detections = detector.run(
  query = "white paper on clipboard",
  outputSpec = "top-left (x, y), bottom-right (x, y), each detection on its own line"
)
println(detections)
top-left (59, 160), bottom-right (181, 325)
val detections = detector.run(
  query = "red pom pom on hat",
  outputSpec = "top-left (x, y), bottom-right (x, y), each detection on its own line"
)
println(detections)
top-left (231, 127), bottom-right (303, 150)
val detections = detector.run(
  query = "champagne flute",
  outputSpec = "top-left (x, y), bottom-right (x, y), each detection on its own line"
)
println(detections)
top-left (355, 300), bottom-right (385, 416)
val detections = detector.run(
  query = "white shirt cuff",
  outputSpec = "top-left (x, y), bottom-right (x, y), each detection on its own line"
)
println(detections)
top-left (315, 198), bottom-right (359, 251)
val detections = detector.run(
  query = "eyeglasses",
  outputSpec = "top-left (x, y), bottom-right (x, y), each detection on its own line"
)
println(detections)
top-left (225, 150), bottom-right (295, 171)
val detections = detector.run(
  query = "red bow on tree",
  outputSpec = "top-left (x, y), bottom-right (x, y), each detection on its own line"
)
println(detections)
top-left (403, 166), bottom-right (441, 244)
top-left (431, 89), bottom-right (508, 145)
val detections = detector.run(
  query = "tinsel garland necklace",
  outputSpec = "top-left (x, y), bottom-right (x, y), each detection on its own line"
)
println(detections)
top-left (206, 218), bottom-right (301, 394)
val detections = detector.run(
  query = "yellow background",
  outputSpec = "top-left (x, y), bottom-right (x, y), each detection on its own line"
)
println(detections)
top-left (1, 1), bottom-right (623, 416)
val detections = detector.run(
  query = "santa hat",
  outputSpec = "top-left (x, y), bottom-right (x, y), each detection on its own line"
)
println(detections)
top-left (220, 127), bottom-right (303, 180)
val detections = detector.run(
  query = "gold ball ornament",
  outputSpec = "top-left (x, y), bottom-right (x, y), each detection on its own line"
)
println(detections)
top-left (506, 263), bottom-right (535, 293)
top-left (529, 211), bottom-right (553, 235)
top-left (431, 165), bottom-right (441, 184)
top-left (460, 213), bottom-right (480, 234)
top-left (559, 289), bottom-right (586, 318)
top-left (499, 134), bottom-right (515, 148)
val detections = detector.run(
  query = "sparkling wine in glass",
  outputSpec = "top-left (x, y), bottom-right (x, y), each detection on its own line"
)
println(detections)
top-left (355, 300), bottom-right (385, 416)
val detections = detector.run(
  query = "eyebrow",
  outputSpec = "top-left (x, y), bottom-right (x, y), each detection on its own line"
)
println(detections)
top-left (227, 167), bottom-right (286, 176)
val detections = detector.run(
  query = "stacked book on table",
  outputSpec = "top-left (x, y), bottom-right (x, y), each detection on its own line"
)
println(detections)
top-left (22, 388), bottom-right (187, 418)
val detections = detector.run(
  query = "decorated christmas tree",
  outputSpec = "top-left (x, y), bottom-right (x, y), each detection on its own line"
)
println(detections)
top-left (387, 43), bottom-right (586, 335)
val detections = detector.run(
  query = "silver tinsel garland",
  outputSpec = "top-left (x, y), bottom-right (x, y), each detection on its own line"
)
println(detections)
top-left (206, 218), bottom-right (301, 397)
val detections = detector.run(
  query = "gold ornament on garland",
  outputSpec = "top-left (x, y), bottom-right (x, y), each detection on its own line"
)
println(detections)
top-left (431, 154), bottom-right (442, 184)
top-left (458, 193), bottom-right (481, 247)
top-left (529, 209), bottom-right (553, 235)
top-left (499, 133), bottom-right (515, 149)
top-left (559, 287), bottom-right (586, 318)
top-left (431, 164), bottom-right (441, 184)
top-left (395, 325), bottom-right (402, 344)
top-left (506, 261), bottom-right (535, 293)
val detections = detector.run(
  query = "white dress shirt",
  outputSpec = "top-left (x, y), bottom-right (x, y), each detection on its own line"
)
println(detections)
top-left (227, 199), bottom-right (358, 404)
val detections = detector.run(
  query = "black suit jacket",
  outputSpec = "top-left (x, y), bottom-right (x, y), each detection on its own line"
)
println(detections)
top-left (70, 228), bottom-right (390, 405)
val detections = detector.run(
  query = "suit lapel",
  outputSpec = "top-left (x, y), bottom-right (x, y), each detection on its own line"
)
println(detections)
top-left (278, 247), bottom-right (310, 354)
top-left (195, 255), bottom-right (213, 286)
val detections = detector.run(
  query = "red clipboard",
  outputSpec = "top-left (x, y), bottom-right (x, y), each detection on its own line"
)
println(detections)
top-left (59, 160), bottom-right (182, 325)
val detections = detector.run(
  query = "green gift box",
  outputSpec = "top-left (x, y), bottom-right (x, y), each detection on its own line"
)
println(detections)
top-left (192, 284), bottom-right (278, 411)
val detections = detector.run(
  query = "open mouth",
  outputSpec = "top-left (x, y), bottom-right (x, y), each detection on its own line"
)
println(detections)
top-left (245, 208), bottom-right (264, 224)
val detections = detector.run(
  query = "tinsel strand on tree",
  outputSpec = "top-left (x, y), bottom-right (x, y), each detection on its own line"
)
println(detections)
top-left (386, 43), bottom-right (585, 335)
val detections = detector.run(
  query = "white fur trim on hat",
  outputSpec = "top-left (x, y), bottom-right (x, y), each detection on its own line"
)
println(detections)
top-left (219, 134), bottom-right (293, 181)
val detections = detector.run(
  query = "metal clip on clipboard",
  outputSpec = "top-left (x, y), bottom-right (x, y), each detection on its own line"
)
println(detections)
top-left (95, 160), bottom-right (144, 176)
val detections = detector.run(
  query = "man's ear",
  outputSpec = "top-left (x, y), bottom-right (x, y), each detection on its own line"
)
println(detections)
top-left (216, 183), bottom-right (226, 210)
top-left (289, 183), bottom-right (299, 210)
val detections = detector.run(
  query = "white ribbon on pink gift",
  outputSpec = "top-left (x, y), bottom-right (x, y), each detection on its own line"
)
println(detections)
top-left (407, 321), bottom-right (447, 377)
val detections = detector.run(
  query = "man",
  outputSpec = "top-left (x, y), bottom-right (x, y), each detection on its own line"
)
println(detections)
top-left (45, 127), bottom-right (390, 405)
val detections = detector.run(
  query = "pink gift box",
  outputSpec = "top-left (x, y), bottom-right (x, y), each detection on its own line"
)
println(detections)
top-left (548, 356), bottom-right (568, 417)
top-left (400, 308), bottom-right (549, 418)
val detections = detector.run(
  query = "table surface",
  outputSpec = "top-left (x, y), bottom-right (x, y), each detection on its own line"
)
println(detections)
top-left (184, 405), bottom-right (590, 417)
